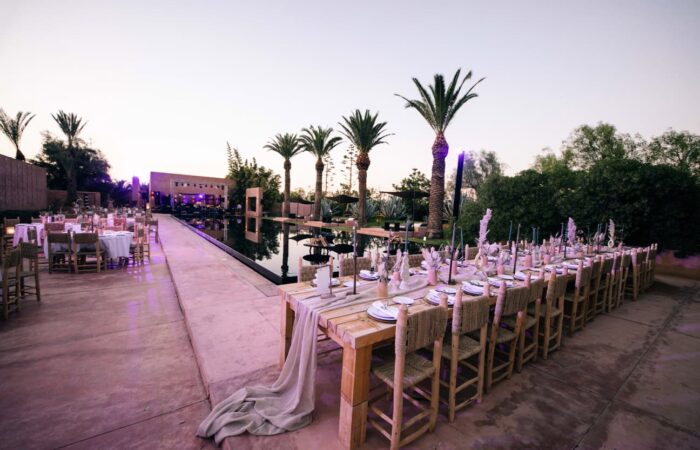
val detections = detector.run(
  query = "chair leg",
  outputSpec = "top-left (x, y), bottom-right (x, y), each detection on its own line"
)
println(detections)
top-left (541, 315), bottom-right (551, 360)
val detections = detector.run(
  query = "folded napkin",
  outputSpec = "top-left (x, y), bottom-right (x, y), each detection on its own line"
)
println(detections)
top-left (370, 301), bottom-right (398, 319)
top-left (514, 271), bottom-right (528, 281)
top-left (462, 283), bottom-right (485, 296)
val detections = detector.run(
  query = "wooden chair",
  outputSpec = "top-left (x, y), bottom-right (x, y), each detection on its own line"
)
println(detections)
top-left (72, 232), bottom-right (106, 273)
top-left (605, 253), bottom-right (621, 312)
top-left (592, 256), bottom-right (614, 316)
top-left (147, 218), bottom-right (159, 243)
top-left (486, 283), bottom-right (530, 391)
top-left (2, 249), bottom-right (21, 319)
top-left (441, 290), bottom-right (489, 422)
top-left (31, 217), bottom-right (42, 224)
top-left (297, 257), bottom-right (319, 282)
top-left (47, 232), bottom-right (73, 273)
top-left (643, 244), bottom-right (657, 291)
top-left (338, 255), bottom-right (371, 277)
top-left (130, 227), bottom-right (146, 266)
top-left (584, 257), bottom-right (604, 323)
top-left (617, 252), bottom-right (631, 306)
top-left (625, 249), bottom-right (644, 302)
top-left (368, 299), bottom-right (449, 449)
top-left (46, 222), bottom-right (65, 232)
top-left (563, 261), bottom-right (593, 336)
top-left (504, 274), bottom-right (545, 372)
top-left (534, 270), bottom-right (568, 359)
top-left (18, 242), bottom-right (41, 302)
top-left (113, 217), bottom-right (127, 230)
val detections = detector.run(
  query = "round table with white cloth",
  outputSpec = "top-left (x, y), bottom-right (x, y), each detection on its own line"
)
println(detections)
top-left (98, 231), bottom-right (133, 259)
top-left (12, 223), bottom-right (45, 247)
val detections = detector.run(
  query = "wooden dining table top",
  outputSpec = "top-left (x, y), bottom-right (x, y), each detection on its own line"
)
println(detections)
top-left (279, 263), bottom-right (579, 350)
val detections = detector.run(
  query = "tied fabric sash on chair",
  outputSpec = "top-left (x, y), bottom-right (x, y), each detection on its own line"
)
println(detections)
top-left (197, 277), bottom-right (429, 445)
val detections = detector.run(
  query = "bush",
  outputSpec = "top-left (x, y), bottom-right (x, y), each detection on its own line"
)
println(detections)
top-left (457, 160), bottom-right (700, 254)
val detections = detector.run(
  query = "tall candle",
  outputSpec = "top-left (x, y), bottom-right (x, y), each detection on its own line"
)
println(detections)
top-left (513, 223), bottom-right (521, 273)
top-left (532, 226), bottom-right (535, 244)
top-left (508, 221), bottom-right (513, 243)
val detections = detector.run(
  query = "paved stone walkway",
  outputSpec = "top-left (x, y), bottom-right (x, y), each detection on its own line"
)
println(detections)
top-left (0, 237), bottom-right (214, 449)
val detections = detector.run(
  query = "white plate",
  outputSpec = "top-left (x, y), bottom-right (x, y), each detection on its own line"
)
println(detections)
top-left (311, 278), bottom-right (341, 287)
top-left (498, 274), bottom-right (514, 280)
top-left (436, 286), bottom-right (457, 295)
top-left (393, 296), bottom-right (415, 305)
top-left (426, 292), bottom-right (455, 306)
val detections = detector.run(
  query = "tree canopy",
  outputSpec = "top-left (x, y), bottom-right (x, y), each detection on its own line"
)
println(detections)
top-left (226, 143), bottom-right (281, 211)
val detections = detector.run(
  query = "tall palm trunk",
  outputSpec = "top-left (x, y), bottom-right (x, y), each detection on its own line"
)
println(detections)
top-left (313, 157), bottom-right (324, 220)
top-left (427, 132), bottom-right (449, 238)
top-left (356, 151), bottom-right (370, 227)
top-left (283, 159), bottom-right (291, 217)
top-left (15, 145), bottom-right (25, 161)
top-left (67, 146), bottom-right (78, 203)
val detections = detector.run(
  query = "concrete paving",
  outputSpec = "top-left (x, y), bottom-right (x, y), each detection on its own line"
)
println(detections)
top-left (2, 214), bottom-right (698, 449)
top-left (0, 239), bottom-right (214, 449)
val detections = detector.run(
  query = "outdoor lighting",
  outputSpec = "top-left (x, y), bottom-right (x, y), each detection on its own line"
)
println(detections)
top-left (5, 226), bottom-right (15, 235)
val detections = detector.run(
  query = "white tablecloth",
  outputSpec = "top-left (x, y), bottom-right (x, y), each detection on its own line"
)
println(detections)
top-left (13, 223), bottom-right (45, 247)
top-left (43, 231), bottom-right (133, 260)
top-left (99, 232), bottom-right (133, 259)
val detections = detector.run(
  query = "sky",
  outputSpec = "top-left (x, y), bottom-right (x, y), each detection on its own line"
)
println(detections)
top-left (1, 0), bottom-right (699, 193)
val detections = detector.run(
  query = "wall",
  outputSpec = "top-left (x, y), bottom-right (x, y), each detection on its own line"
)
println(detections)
top-left (47, 190), bottom-right (101, 208)
top-left (0, 154), bottom-right (47, 211)
top-left (150, 171), bottom-right (233, 208)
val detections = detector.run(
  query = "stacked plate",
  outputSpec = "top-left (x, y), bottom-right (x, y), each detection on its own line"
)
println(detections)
top-left (311, 278), bottom-right (341, 287)
top-left (359, 270), bottom-right (379, 280)
top-left (462, 280), bottom-right (487, 296)
top-left (426, 289), bottom-right (455, 306)
top-left (544, 265), bottom-right (566, 274)
top-left (514, 271), bottom-right (528, 281)
top-left (487, 277), bottom-right (515, 288)
top-left (367, 301), bottom-right (398, 322)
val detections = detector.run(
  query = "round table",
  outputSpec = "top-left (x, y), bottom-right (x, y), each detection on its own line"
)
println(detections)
top-left (98, 231), bottom-right (133, 259)
top-left (13, 223), bottom-right (45, 247)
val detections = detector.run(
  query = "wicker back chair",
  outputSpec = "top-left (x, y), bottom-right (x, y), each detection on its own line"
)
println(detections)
top-left (585, 257), bottom-right (604, 323)
top-left (72, 233), bottom-right (105, 273)
top-left (338, 256), bottom-right (371, 277)
top-left (441, 290), bottom-right (489, 421)
top-left (517, 274), bottom-right (545, 371)
top-left (297, 257), bottom-right (319, 282)
top-left (46, 222), bottom-right (65, 232)
top-left (539, 270), bottom-right (568, 359)
top-left (2, 249), bottom-right (21, 319)
top-left (18, 242), bottom-right (41, 302)
top-left (369, 298), bottom-right (449, 449)
top-left (486, 283), bottom-right (530, 391)
top-left (47, 232), bottom-right (72, 273)
top-left (564, 261), bottom-right (593, 336)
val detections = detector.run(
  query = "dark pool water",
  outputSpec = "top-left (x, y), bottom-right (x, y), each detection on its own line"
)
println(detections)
top-left (183, 217), bottom-right (423, 284)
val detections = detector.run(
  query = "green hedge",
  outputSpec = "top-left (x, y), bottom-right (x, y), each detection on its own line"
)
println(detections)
top-left (457, 160), bottom-right (700, 255)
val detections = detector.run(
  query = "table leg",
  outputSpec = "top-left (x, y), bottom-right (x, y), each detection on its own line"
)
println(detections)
top-left (279, 296), bottom-right (295, 369)
top-left (339, 344), bottom-right (371, 449)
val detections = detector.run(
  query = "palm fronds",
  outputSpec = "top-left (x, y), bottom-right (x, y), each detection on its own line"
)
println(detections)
top-left (299, 125), bottom-right (343, 158)
top-left (0, 109), bottom-right (35, 160)
top-left (338, 109), bottom-right (392, 152)
top-left (51, 110), bottom-right (87, 149)
top-left (264, 133), bottom-right (303, 160)
top-left (395, 69), bottom-right (484, 133)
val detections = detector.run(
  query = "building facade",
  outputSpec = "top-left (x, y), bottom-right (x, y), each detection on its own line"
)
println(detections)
top-left (149, 171), bottom-right (233, 208)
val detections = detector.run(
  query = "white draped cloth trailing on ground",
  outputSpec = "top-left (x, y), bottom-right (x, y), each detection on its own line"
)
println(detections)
top-left (197, 278), bottom-right (428, 445)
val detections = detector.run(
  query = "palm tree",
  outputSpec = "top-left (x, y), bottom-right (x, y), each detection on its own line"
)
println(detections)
top-left (396, 69), bottom-right (484, 238)
top-left (338, 110), bottom-right (392, 227)
top-left (0, 109), bottom-right (35, 161)
top-left (264, 133), bottom-right (303, 217)
top-left (52, 111), bottom-right (87, 203)
top-left (299, 125), bottom-right (343, 221)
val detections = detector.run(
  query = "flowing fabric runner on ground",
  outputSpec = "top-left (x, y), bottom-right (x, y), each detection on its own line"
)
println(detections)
top-left (197, 278), bottom-right (427, 445)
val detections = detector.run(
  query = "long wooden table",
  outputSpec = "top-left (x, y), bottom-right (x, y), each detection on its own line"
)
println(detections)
top-left (279, 265), bottom-right (581, 449)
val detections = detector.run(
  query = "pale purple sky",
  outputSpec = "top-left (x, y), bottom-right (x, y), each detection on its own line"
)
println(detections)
top-left (1, 0), bottom-right (698, 192)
